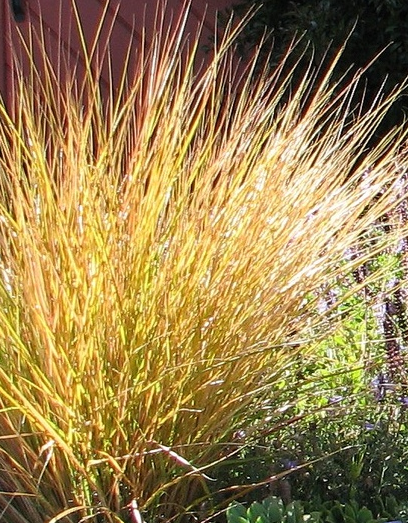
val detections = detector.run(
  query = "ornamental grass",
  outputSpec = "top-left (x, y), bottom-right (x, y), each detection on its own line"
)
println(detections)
top-left (0, 4), bottom-right (407, 523)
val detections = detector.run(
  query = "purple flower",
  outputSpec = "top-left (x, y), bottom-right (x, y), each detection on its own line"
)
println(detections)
top-left (371, 373), bottom-right (388, 401)
top-left (282, 459), bottom-right (298, 470)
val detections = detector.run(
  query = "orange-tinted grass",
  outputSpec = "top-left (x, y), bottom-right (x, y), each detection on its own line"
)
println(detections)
top-left (0, 3), bottom-right (406, 522)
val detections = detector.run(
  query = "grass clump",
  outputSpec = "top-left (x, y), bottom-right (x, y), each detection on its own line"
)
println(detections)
top-left (0, 5), bottom-right (407, 523)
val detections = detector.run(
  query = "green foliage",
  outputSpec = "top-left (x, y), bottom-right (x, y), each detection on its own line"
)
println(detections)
top-left (318, 500), bottom-right (385, 523)
top-left (226, 497), bottom-right (397, 523)
top-left (227, 497), bottom-right (321, 523)
top-left (213, 267), bottom-right (408, 513)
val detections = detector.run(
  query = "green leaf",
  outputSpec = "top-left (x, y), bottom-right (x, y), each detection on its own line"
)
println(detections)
top-left (357, 507), bottom-right (374, 523)
top-left (248, 502), bottom-right (267, 523)
top-left (286, 503), bottom-right (304, 523)
top-left (344, 502), bottom-right (359, 520)
top-left (227, 503), bottom-right (249, 523)
top-left (264, 497), bottom-right (284, 523)
top-left (329, 504), bottom-right (346, 523)
top-left (384, 496), bottom-right (399, 515)
top-left (306, 511), bottom-right (323, 523)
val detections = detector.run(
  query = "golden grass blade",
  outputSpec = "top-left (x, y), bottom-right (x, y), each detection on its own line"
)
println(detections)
top-left (0, 2), bottom-right (407, 522)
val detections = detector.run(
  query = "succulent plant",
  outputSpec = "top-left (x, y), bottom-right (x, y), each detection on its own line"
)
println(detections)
top-left (226, 497), bottom-right (401, 523)
top-left (227, 496), bottom-right (321, 523)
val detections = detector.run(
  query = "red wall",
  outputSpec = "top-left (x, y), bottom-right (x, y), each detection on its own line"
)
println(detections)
top-left (1, 0), bottom-right (234, 107)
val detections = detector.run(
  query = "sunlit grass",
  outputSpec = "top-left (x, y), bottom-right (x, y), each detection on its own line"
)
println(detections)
top-left (0, 4), bottom-right (407, 522)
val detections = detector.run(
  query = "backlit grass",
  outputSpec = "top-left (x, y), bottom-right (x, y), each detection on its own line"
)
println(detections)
top-left (0, 4), bottom-right (407, 523)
